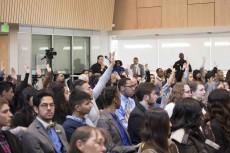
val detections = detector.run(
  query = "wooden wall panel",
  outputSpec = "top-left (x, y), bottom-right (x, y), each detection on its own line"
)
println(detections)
top-left (0, 35), bottom-right (9, 73)
top-left (137, 0), bottom-right (162, 7)
top-left (162, 0), bottom-right (187, 28)
top-left (188, 0), bottom-right (214, 4)
top-left (215, 0), bottom-right (230, 26)
top-left (113, 0), bottom-right (137, 30)
top-left (137, 7), bottom-right (161, 29)
top-left (188, 3), bottom-right (214, 27)
top-left (0, 0), bottom-right (115, 31)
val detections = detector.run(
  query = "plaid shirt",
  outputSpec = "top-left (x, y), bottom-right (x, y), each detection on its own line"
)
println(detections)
top-left (0, 132), bottom-right (11, 153)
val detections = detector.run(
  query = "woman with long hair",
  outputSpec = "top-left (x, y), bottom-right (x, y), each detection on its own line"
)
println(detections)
top-left (138, 108), bottom-right (170, 153)
top-left (208, 89), bottom-right (230, 153)
top-left (49, 82), bottom-right (71, 124)
top-left (165, 82), bottom-right (192, 118)
top-left (171, 97), bottom-right (218, 153)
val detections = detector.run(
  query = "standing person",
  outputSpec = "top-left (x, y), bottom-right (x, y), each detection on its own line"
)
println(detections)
top-left (90, 55), bottom-right (107, 74)
top-left (0, 98), bottom-right (23, 153)
top-left (173, 53), bottom-right (192, 82)
top-left (22, 89), bottom-right (69, 153)
top-left (130, 57), bottom-right (145, 78)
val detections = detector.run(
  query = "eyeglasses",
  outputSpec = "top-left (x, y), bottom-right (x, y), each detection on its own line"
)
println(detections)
top-left (39, 103), bottom-right (55, 108)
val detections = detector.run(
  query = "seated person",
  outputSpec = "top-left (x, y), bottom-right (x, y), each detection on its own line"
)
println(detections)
top-left (0, 97), bottom-right (23, 153)
top-left (63, 89), bottom-right (92, 142)
top-left (69, 126), bottom-right (106, 153)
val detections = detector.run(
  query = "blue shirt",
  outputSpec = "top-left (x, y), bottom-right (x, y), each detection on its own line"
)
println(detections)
top-left (115, 95), bottom-right (135, 128)
top-left (111, 113), bottom-right (131, 146)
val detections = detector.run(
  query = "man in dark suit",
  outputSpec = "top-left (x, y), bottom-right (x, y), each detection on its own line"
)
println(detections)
top-left (90, 55), bottom-right (107, 74)
top-left (22, 89), bottom-right (69, 153)
top-left (128, 82), bottom-right (159, 144)
top-left (130, 57), bottom-right (145, 78)
top-left (0, 98), bottom-right (23, 153)
top-left (173, 53), bottom-right (192, 82)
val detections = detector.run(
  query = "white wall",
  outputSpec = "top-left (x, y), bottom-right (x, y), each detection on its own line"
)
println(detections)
top-left (111, 35), bottom-right (230, 71)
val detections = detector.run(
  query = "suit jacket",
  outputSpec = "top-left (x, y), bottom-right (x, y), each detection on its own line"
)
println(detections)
top-left (128, 101), bottom-right (146, 145)
top-left (97, 111), bottom-right (136, 153)
top-left (130, 64), bottom-right (145, 78)
top-left (0, 130), bottom-right (23, 153)
top-left (22, 118), bottom-right (69, 153)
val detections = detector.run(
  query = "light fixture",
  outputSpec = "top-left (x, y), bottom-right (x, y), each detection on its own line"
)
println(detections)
top-left (124, 44), bottom-right (153, 49)
top-left (161, 43), bottom-right (190, 48)
top-left (39, 47), bottom-right (49, 51)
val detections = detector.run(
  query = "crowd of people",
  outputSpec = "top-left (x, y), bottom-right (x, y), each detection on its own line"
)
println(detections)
top-left (0, 52), bottom-right (230, 153)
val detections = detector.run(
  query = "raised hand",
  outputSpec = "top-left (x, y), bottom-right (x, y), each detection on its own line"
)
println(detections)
top-left (24, 65), bottom-right (30, 73)
top-left (109, 51), bottom-right (115, 65)
top-left (46, 64), bottom-right (52, 72)
top-left (11, 67), bottom-right (17, 80)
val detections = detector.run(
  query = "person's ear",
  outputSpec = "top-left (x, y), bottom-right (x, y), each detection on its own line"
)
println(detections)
top-left (33, 106), bottom-right (38, 114)
top-left (76, 140), bottom-right (84, 151)
top-left (75, 105), bottom-right (81, 112)
top-left (143, 95), bottom-right (149, 101)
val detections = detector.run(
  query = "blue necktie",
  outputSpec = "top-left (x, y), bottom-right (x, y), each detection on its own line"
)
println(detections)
top-left (47, 128), bottom-right (63, 153)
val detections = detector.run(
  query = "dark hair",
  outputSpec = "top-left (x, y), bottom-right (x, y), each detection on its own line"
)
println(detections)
top-left (117, 78), bottom-right (130, 90)
top-left (0, 81), bottom-right (13, 95)
top-left (193, 69), bottom-right (201, 80)
top-left (225, 69), bottom-right (230, 87)
top-left (22, 86), bottom-right (37, 104)
top-left (171, 97), bottom-right (202, 132)
top-left (97, 55), bottom-right (103, 60)
top-left (49, 82), bottom-right (70, 123)
top-left (69, 89), bottom-right (91, 113)
top-left (156, 68), bottom-right (163, 73)
top-left (115, 60), bottom-right (123, 66)
top-left (102, 86), bottom-right (119, 108)
top-left (205, 71), bottom-right (214, 82)
top-left (33, 89), bottom-right (54, 107)
top-left (135, 82), bottom-right (156, 101)
top-left (208, 89), bottom-right (230, 133)
top-left (140, 108), bottom-right (169, 153)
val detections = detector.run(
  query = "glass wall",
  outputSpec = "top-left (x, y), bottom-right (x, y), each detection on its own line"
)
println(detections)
top-left (32, 35), bottom-right (51, 70)
top-left (72, 37), bottom-right (90, 73)
top-left (112, 36), bottom-right (230, 71)
top-left (32, 35), bottom-right (90, 74)
top-left (53, 36), bottom-right (71, 73)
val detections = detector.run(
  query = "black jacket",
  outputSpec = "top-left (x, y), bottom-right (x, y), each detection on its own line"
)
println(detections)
top-left (128, 101), bottom-right (146, 145)
top-left (0, 130), bottom-right (23, 153)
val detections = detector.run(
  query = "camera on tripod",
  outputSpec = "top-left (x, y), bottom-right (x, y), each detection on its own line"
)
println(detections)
top-left (45, 48), bottom-right (57, 59)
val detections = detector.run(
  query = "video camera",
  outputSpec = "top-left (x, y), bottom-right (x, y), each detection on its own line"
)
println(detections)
top-left (45, 48), bottom-right (57, 59)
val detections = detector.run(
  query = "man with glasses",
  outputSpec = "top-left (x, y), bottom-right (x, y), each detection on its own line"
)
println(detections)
top-left (116, 78), bottom-right (136, 129)
top-left (22, 89), bottom-right (69, 153)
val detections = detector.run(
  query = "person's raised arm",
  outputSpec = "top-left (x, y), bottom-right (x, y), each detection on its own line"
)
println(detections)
top-left (93, 52), bottom-right (115, 99)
